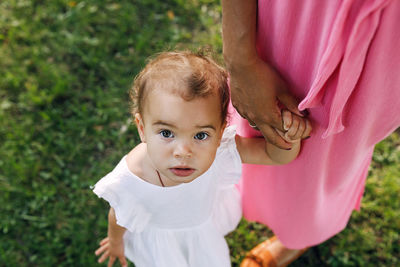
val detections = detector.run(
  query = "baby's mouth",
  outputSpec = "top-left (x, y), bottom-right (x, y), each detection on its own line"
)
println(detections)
top-left (169, 167), bottom-right (195, 177)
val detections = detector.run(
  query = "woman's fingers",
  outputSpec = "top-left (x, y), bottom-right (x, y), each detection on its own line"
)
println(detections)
top-left (247, 119), bottom-right (259, 130)
top-left (275, 128), bottom-right (286, 138)
top-left (282, 110), bottom-right (292, 131)
top-left (277, 90), bottom-right (302, 117)
top-left (228, 58), bottom-right (299, 144)
top-left (259, 124), bottom-right (292, 149)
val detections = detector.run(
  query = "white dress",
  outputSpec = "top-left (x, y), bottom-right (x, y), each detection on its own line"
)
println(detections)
top-left (93, 126), bottom-right (242, 267)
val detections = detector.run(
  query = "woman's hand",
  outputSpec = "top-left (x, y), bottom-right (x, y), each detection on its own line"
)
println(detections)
top-left (228, 57), bottom-right (304, 149)
top-left (95, 237), bottom-right (128, 267)
top-left (222, 0), bottom-right (307, 149)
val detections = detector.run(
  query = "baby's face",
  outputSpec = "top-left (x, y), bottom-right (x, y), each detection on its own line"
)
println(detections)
top-left (136, 88), bottom-right (225, 185)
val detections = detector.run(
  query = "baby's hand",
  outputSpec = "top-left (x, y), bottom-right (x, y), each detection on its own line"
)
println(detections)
top-left (279, 110), bottom-right (312, 143)
top-left (95, 237), bottom-right (128, 267)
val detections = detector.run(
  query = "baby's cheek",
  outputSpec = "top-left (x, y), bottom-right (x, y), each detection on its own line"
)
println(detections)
top-left (206, 148), bottom-right (218, 166)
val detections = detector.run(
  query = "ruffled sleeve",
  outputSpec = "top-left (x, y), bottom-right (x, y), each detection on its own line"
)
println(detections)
top-left (92, 159), bottom-right (151, 233)
top-left (211, 126), bottom-right (242, 235)
top-left (214, 125), bottom-right (242, 185)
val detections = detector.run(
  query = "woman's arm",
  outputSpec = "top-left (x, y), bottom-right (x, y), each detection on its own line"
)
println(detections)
top-left (222, 0), bottom-right (304, 150)
top-left (221, 0), bottom-right (258, 66)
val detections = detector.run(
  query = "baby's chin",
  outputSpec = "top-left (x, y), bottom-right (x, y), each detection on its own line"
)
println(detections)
top-left (174, 174), bottom-right (199, 184)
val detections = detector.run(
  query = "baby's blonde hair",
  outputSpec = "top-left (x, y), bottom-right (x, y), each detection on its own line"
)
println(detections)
top-left (130, 50), bottom-right (230, 125)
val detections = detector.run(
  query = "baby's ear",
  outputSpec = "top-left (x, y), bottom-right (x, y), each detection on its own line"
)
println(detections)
top-left (135, 113), bottom-right (146, 143)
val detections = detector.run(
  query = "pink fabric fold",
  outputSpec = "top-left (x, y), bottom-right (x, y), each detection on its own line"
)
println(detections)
top-left (299, 0), bottom-right (392, 138)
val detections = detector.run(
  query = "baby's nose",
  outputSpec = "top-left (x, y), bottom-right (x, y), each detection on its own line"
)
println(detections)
top-left (173, 142), bottom-right (192, 158)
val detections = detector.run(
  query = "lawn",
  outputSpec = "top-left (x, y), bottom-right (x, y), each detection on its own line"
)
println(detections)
top-left (1, 1), bottom-right (399, 266)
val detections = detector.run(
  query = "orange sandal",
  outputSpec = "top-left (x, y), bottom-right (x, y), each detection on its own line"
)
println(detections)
top-left (240, 236), bottom-right (307, 267)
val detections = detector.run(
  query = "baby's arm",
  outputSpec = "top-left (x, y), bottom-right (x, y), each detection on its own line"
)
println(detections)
top-left (236, 110), bottom-right (311, 165)
top-left (95, 208), bottom-right (128, 267)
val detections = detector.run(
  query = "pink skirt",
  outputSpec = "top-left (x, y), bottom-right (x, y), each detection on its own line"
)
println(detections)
top-left (233, 0), bottom-right (400, 248)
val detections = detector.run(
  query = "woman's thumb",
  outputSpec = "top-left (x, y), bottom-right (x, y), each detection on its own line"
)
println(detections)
top-left (278, 91), bottom-right (303, 117)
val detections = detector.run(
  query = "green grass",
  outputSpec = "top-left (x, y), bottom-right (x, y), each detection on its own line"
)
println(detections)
top-left (1, 1), bottom-right (399, 266)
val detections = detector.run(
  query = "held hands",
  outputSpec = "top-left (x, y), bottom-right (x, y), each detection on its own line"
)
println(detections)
top-left (95, 237), bottom-right (128, 267)
top-left (228, 57), bottom-right (308, 149)
top-left (277, 110), bottom-right (312, 143)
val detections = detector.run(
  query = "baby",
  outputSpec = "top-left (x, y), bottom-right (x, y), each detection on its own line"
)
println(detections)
top-left (93, 51), bottom-right (311, 267)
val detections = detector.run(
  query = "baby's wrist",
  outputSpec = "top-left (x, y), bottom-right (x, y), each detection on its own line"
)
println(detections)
top-left (285, 138), bottom-right (301, 144)
top-left (108, 236), bottom-right (124, 245)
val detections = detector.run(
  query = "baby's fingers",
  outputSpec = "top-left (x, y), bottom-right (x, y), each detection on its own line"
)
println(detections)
top-left (291, 119), bottom-right (305, 140)
top-left (107, 256), bottom-right (116, 267)
top-left (275, 128), bottom-right (286, 139)
top-left (119, 256), bottom-right (128, 267)
top-left (301, 119), bottom-right (312, 139)
top-left (95, 244), bottom-right (108, 256)
top-left (98, 250), bottom-right (110, 264)
top-left (100, 237), bottom-right (109, 246)
top-left (275, 129), bottom-right (294, 145)
top-left (286, 116), bottom-right (300, 139)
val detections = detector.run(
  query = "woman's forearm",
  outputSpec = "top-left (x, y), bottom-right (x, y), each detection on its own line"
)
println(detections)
top-left (222, 0), bottom-right (258, 70)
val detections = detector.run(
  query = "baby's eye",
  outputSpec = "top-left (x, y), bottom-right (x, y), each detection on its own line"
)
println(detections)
top-left (194, 132), bottom-right (209, 140)
top-left (160, 130), bottom-right (174, 138)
